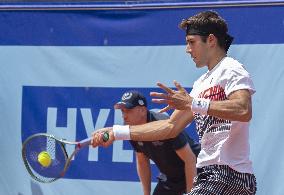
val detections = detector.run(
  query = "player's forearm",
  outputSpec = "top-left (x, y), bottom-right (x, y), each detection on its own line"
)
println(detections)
top-left (130, 109), bottom-right (193, 141)
top-left (91, 110), bottom-right (193, 146)
top-left (208, 98), bottom-right (252, 122)
top-left (130, 120), bottom-right (176, 141)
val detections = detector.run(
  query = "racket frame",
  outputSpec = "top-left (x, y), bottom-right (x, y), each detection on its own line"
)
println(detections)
top-left (22, 133), bottom-right (91, 183)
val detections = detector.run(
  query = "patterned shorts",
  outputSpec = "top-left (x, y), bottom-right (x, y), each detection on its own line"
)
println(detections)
top-left (189, 165), bottom-right (257, 195)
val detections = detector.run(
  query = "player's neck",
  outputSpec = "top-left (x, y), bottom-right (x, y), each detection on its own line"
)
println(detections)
top-left (207, 50), bottom-right (226, 71)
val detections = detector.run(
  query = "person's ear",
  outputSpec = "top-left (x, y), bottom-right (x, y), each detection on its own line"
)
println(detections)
top-left (207, 34), bottom-right (217, 47)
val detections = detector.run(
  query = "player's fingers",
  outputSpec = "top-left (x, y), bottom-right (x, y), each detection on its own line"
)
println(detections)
top-left (152, 98), bottom-right (168, 104)
top-left (150, 92), bottom-right (168, 99)
top-left (157, 82), bottom-right (175, 94)
top-left (90, 138), bottom-right (95, 147)
top-left (158, 105), bottom-right (172, 113)
top-left (91, 128), bottom-right (113, 148)
top-left (91, 133), bottom-right (95, 147)
top-left (101, 140), bottom-right (112, 148)
top-left (174, 80), bottom-right (187, 93)
top-left (91, 133), bottom-right (100, 147)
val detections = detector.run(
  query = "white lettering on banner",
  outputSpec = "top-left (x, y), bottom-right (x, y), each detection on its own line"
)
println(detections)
top-left (81, 108), bottom-right (110, 162)
top-left (47, 107), bottom-right (77, 159)
top-left (46, 107), bottom-right (134, 163)
top-left (112, 109), bottom-right (133, 162)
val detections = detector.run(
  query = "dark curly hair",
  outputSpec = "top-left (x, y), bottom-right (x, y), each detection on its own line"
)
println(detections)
top-left (179, 11), bottom-right (233, 52)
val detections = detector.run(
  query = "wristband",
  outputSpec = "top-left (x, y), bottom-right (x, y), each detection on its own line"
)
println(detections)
top-left (113, 125), bottom-right (130, 140)
top-left (191, 98), bottom-right (210, 115)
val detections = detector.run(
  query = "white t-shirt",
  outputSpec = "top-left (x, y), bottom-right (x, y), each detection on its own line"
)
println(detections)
top-left (190, 57), bottom-right (256, 174)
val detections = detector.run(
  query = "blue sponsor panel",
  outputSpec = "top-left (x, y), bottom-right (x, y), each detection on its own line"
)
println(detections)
top-left (1, 5), bottom-right (284, 46)
top-left (21, 86), bottom-right (198, 181)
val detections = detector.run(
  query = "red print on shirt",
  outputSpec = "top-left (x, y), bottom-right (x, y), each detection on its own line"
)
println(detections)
top-left (198, 85), bottom-right (226, 101)
top-left (194, 85), bottom-right (231, 140)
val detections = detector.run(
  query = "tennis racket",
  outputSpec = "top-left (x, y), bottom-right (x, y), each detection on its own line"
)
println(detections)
top-left (22, 132), bottom-right (109, 183)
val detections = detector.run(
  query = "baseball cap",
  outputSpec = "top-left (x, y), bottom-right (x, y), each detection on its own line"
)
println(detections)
top-left (114, 90), bottom-right (147, 109)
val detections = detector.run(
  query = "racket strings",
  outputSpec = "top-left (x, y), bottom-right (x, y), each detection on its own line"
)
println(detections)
top-left (22, 135), bottom-right (68, 183)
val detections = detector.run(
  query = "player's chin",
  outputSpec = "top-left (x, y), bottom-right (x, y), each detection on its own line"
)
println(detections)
top-left (195, 62), bottom-right (205, 68)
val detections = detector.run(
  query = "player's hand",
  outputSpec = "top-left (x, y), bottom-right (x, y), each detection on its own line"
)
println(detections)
top-left (91, 127), bottom-right (115, 148)
top-left (150, 80), bottom-right (192, 112)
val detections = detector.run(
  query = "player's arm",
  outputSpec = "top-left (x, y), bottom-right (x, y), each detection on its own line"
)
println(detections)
top-left (175, 143), bottom-right (196, 193)
top-left (152, 81), bottom-right (253, 122)
top-left (136, 152), bottom-right (151, 195)
top-left (207, 89), bottom-right (252, 122)
top-left (130, 108), bottom-right (194, 141)
top-left (91, 109), bottom-right (193, 147)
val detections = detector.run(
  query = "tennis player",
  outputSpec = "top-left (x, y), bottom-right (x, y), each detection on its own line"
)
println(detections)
top-left (92, 10), bottom-right (257, 194)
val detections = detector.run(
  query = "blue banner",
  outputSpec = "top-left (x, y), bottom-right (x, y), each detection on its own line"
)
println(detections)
top-left (0, 5), bottom-right (284, 46)
top-left (21, 86), bottom-right (198, 181)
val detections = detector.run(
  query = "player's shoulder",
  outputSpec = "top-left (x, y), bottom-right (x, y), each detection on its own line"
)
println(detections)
top-left (222, 57), bottom-right (250, 76)
top-left (223, 57), bottom-right (246, 69)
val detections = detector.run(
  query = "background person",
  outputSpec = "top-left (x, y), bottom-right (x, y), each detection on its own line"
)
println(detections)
top-left (114, 90), bottom-right (200, 195)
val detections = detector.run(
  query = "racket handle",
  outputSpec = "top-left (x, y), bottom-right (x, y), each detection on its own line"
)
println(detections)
top-left (102, 131), bottom-right (109, 142)
top-left (78, 137), bottom-right (92, 148)
top-left (78, 132), bottom-right (109, 148)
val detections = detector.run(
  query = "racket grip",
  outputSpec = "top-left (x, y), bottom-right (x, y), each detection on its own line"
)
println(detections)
top-left (102, 131), bottom-right (109, 142)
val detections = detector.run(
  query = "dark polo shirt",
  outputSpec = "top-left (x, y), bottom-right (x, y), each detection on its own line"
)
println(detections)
top-left (130, 111), bottom-right (200, 182)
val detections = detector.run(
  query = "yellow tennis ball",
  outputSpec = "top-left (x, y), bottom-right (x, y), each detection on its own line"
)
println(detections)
top-left (38, 151), bottom-right (52, 167)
